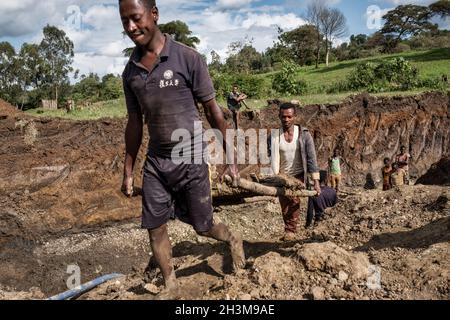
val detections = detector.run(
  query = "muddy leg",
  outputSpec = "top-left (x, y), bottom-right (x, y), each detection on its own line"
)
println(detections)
top-left (232, 110), bottom-right (239, 130)
top-left (197, 223), bottom-right (245, 272)
top-left (148, 224), bottom-right (177, 291)
top-left (278, 195), bottom-right (300, 234)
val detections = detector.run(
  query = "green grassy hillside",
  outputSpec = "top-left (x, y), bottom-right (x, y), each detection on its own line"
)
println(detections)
top-left (26, 48), bottom-right (450, 119)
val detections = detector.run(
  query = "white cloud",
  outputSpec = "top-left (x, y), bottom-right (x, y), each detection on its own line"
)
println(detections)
top-left (379, 0), bottom-right (434, 4)
top-left (73, 53), bottom-right (128, 77)
top-left (216, 0), bottom-right (256, 10)
top-left (0, 1), bottom-right (61, 37)
top-left (241, 13), bottom-right (305, 29)
top-left (0, 0), bottom-right (308, 77)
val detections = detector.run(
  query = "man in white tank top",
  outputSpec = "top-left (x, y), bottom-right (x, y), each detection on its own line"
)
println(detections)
top-left (279, 125), bottom-right (304, 176)
top-left (268, 102), bottom-right (321, 241)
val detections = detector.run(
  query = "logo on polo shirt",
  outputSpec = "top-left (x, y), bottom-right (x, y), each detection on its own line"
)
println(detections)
top-left (164, 70), bottom-right (173, 80)
top-left (160, 69), bottom-right (179, 88)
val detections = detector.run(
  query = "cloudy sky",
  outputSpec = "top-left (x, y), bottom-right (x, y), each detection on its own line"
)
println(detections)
top-left (0, 0), bottom-right (447, 79)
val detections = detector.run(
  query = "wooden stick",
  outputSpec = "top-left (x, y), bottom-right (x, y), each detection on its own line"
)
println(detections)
top-left (243, 196), bottom-right (276, 203)
top-left (224, 176), bottom-right (317, 198)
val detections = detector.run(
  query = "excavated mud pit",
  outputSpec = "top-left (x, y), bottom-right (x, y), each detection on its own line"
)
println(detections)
top-left (0, 93), bottom-right (449, 300)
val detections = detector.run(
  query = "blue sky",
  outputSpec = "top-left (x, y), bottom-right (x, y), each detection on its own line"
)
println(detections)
top-left (0, 0), bottom-right (447, 78)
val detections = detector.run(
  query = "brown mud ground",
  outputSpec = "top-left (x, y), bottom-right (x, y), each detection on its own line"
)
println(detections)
top-left (0, 93), bottom-right (449, 300)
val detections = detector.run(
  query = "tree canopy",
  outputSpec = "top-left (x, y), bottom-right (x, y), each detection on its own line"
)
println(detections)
top-left (381, 5), bottom-right (437, 41)
top-left (430, 0), bottom-right (450, 18)
top-left (159, 20), bottom-right (200, 48)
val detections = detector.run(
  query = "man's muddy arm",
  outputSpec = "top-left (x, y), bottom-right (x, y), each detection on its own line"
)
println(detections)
top-left (304, 131), bottom-right (321, 195)
top-left (202, 99), bottom-right (239, 183)
top-left (122, 112), bottom-right (143, 195)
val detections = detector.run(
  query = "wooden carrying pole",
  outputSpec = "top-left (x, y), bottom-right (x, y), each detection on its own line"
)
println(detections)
top-left (211, 175), bottom-right (317, 199)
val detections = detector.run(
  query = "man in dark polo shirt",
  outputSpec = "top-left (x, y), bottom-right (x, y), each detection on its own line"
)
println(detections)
top-left (119, 0), bottom-right (245, 295)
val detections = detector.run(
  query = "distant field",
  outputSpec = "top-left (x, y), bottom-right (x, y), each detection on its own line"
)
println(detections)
top-left (26, 48), bottom-right (450, 120)
top-left (300, 47), bottom-right (450, 93)
top-left (26, 98), bottom-right (126, 120)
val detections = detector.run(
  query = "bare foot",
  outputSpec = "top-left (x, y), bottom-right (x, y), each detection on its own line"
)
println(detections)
top-left (229, 232), bottom-right (246, 272)
top-left (281, 232), bottom-right (296, 242)
top-left (165, 271), bottom-right (178, 291)
top-left (156, 277), bottom-right (180, 300)
top-left (156, 287), bottom-right (181, 300)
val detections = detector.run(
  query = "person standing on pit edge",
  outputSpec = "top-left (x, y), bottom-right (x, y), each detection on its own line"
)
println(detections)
top-left (328, 149), bottom-right (343, 192)
top-left (269, 102), bottom-right (321, 241)
top-left (395, 146), bottom-right (411, 185)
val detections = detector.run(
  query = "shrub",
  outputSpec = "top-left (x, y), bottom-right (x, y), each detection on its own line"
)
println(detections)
top-left (419, 77), bottom-right (448, 90)
top-left (234, 74), bottom-right (268, 99)
top-left (272, 60), bottom-right (307, 95)
top-left (391, 43), bottom-right (411, 54)
top-left (210, 70), bottom-right (268, 99)
top-left (345, 57), bottom-right (419, 92)
top-left (347, 62), bottom-right (377, 90)
top-left (210, 70), bottom-right (233, 100)
top-left (326, 81), bottom-right (350, 94)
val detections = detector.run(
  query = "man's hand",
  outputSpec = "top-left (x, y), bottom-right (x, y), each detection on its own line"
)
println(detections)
top-left (313, 180), bottom-right (321, 197)
top-left (238, 94), bottom-right (247, 102)
top-left (220, 164), bottom-right (240, 188)
top-left (121, 176), bottom-right (134, 197)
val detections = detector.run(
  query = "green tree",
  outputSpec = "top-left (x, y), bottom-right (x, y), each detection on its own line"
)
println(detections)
top-left (18, 43), bottom-right (45, 90)
top-left (225, 38), bottom-right (263, 74)
top-left (333, 34), bottom-right (371, 61)
top-left (264, 28), bottom-right (293, 67)
top-left (350, 34), bottom-right (368, 46)
top-left (272, 60), bottom-right (307, 95)
top-left (72, 73), bottom-right (101, 102)
top-left (279, 25), bottom-right (322, 66)
top-left (430, 0), bottom-right (450, 19)
top-left (381, 5), bottom-right (437, 50)
top-left (0, 42), bottom-right (16, 102)
top-left (159, 20), bottom-right (200, 48)
top-left (209, 50), bottom-right (222, 72)
top-left (122, 20), bottom-right (200, 57)
top-left (122, 46), bottom-right (134, 57)
top-left (101, 74), bottom-right (123, 100)
top-left (39, 25), bottom-right (74, 104)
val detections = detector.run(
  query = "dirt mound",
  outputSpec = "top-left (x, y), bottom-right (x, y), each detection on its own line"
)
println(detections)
top-left (296, 242), bottom-right (370, 280)
top-left (1, 92), bottom-right (449, 300)
top-left (0, 99), bottom-right (21, 118)
top-left (1, 184), bottom-right (448, 300)
top-left (0, 286), bottom-right (45, 300)
top-left (416, 157), bottom-right (450, 186)
top-left (0, 92), bottom-right (448, 241)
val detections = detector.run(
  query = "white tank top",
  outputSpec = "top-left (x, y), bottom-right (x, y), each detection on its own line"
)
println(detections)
top-left (279, 125), bottom-right (303, 176)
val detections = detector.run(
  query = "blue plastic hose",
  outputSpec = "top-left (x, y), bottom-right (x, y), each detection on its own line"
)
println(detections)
top-left (47, 273), bottom-right (124, 300)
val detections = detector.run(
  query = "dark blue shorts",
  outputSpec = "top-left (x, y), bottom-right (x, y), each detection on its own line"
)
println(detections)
top-left (141, 155), bottom-right (213, 232)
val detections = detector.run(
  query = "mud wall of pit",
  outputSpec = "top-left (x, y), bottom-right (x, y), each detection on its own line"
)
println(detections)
top-left (224, 92), bottom-right (450, 187)
top-left (0, 114), bottom-right (146, 243)
top-left (416, 156), bottom-right (450, 186)
top-left (0, 92), bottom-right (449, 242)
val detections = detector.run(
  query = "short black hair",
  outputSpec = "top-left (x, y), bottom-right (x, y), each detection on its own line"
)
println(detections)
top-left (119, 0), bottom-right (156, 10)
top-left (383, 157), bottom-right (390, 164)
top-left (279, 102), bottom-right (297, 114)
